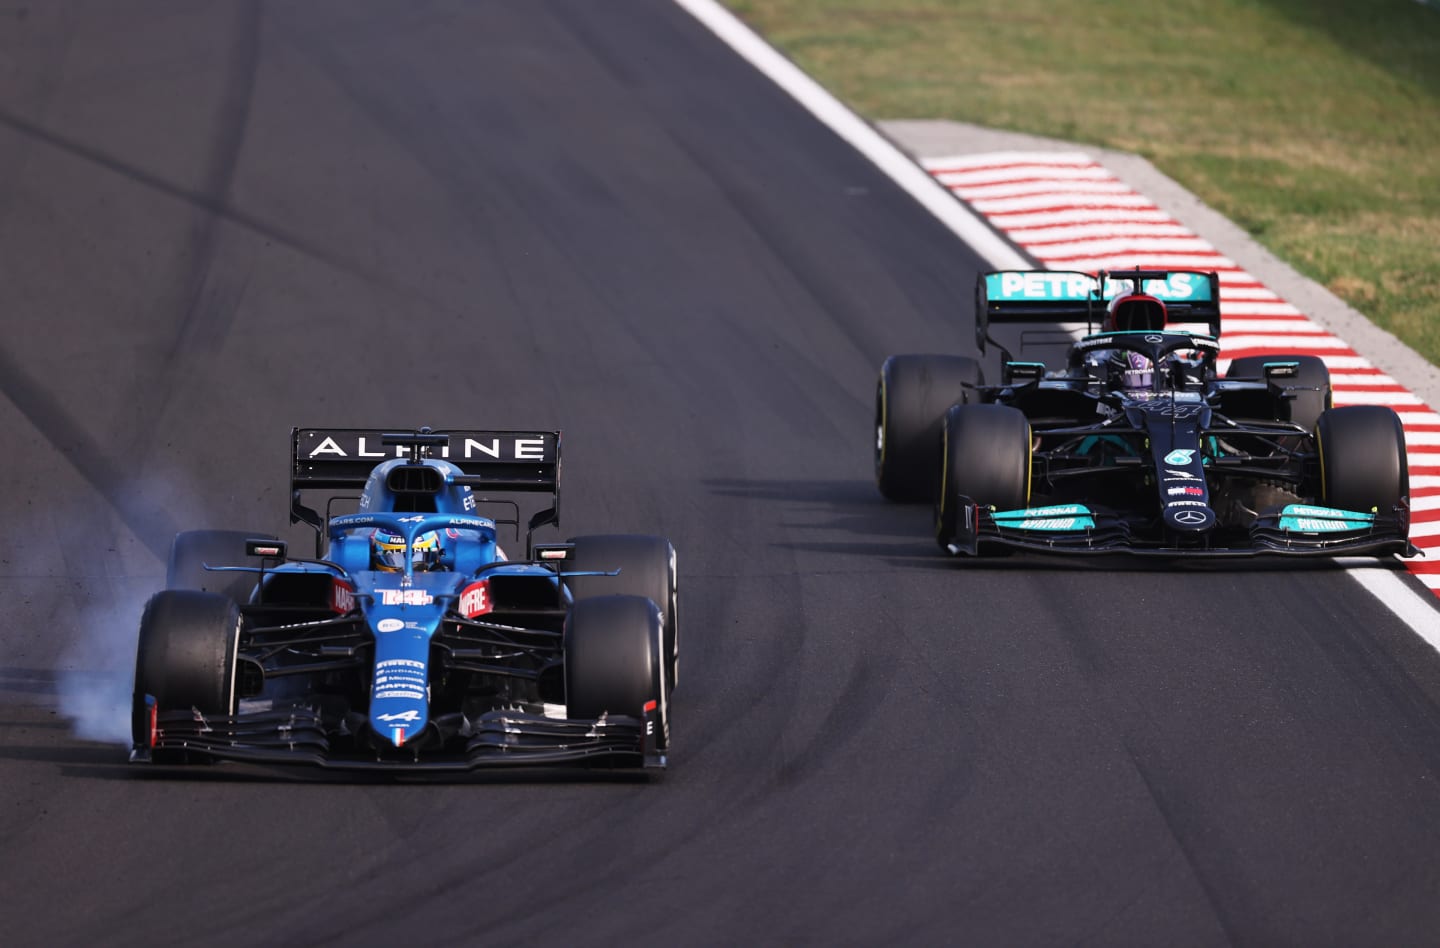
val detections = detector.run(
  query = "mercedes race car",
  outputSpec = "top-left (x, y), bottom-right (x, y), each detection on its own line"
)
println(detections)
top-left (875, 268), bottom-right (1415, 558)
top-left (131, 427), bottom-right (677, 771)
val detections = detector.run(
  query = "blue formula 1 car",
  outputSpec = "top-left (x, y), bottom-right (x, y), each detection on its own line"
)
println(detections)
top-left (131, 428), bottom-right (677, 771)
top-left (875, 269), bottom-right (1415, 558)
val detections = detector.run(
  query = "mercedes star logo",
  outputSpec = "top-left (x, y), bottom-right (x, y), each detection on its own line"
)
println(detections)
top-left (1174, 509), bottom-right (1209, 525)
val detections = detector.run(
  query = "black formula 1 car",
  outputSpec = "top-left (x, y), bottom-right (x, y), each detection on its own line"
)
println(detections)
top-left (875, 268), bottom-right (1415, 558)
top-left (131, 427), bottom-right (677, 772)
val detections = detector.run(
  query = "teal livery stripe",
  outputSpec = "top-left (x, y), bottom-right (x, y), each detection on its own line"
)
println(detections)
top-left (985, 271), bottom-right (1215, 304)
top-left (1278, 504), bottom-right (1376, 533)
top-left (993, 504), bottom-right (1096, 531)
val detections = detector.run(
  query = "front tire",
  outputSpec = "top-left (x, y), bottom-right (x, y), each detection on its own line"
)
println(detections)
top-left (1317, 405), bottom-right (1409, 519)
top-left (565, 595), bottom-right (667, 752)
top-left (566, 534), bottom-right (678, 694)
top-left (935, 404), bottom-right (1032, 552)
top-left (876, 354), bottom-right (984, 502)
top-left (132, 590), bottom-right (242, 751)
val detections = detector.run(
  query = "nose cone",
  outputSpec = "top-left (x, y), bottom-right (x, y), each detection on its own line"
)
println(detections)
top-left (367, 626), bottom-right (434, 748)
top-left (1164, 506), bottom-right (1216, 532)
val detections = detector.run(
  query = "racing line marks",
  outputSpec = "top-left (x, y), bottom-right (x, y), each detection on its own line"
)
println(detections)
top-left (928, 151), bottom-right (1440, 596)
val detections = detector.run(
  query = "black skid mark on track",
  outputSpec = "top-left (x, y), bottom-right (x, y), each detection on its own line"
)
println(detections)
top-left (772, 654), bottom-right (889, 787)
top-left (0, 6), bottom-right (448, 344)
top-left (0, 4), bottom-right (261, 555)
top-left (272, 13), bottom-right (536, 316)
top-left (0, 5), bottom-right (263, 554)
top-left (0, 346), bottom-right (178, 556)
top-left (0, 3), bottom-right (80, 224)
top-left (163, 2), bottom-right (262, 360)
top-left (277, 5), bottom-right (722, 410)
top-left (0, 107), bottom-right (436, 313)
top-left (1121, 737), bottom-right (1241, 944)
top-left (0, 103), bottom-right (373, 296)
top-left (123, 0), bottom-right (262, 456)
top-left (296, 786), bottom-right (637, 947)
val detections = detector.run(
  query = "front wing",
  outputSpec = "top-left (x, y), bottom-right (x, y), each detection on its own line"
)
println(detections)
top-left (131, 704), bottom-right (666, 771)
top-left (942, 501), bottom-right (1416, 558)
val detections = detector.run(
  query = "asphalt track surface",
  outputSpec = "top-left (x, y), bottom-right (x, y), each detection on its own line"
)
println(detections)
top-left (4, 4), bottom-right (1440, 945)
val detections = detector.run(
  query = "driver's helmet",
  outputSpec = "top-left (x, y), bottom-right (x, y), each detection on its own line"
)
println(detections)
top-left (372, 529), bottom-right (443, 571)
top-left (1118, 350), bottom-right (1153, 390)
top-left (1105, 293), bottom-right (1167, 332)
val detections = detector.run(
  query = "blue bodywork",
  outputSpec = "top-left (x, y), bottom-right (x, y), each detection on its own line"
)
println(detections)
top-left (134, 439), bottom-right (667, 771)
top-left (291, 458), bottom-right (512, 749)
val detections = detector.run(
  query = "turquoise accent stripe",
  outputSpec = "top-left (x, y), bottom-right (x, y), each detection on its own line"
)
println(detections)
top-left (986, 271), bottom-right (1215, 303)
top-left (1278, 503), bottom-right (1376, 532)
top-left (986, 272), bottom-right (1097, 302)
top-left (993, 504), bottom-right (1096, 531)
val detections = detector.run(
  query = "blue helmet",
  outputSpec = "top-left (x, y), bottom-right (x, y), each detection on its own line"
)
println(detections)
top-left (371, 530), bottom-right (443, 571)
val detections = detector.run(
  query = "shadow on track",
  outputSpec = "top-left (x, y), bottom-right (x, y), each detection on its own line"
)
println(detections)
top-left (702, 477), bottom-right (1419, 581)
top-left (0, 736), bottom-right (657, 786)
top-left (703, 476), bottom-right (939, 556)
top-left (63, 761), bottom-right (655, 787)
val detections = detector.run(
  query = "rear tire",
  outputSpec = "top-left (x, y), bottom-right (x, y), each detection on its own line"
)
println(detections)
top-left (876, 354), bottom-right (984, 502)
top-left (565, 595), bottom-right (667, 751)
top-left (566, 534), bottom-right (678, 694)
top-left (168, 529), bottom-right (277, 604)
top-left (1317, 405), bottom-right (1409, 518)
top-left (132, 590), bottom-right (241, 749)
top-left (936, 404), bottom-right (1032, 551)
top-left (1227, 355), bottom-right (1331, 433)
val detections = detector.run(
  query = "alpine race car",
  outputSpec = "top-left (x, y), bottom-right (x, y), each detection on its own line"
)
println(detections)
top-left (131, 427), bottom-right (677, 771)
top-left (875, 268), bottom-right (1415, 558)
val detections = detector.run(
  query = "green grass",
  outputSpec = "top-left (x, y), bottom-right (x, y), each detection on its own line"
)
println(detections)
top-left (725, 0), bottom-right (1440, 365)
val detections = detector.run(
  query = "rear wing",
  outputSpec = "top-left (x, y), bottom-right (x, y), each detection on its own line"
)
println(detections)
top-left (975, 269), bottom-right (1221, 354)
top-left (292, 428), bottom-right (559, 491)
top-left (290, 427), bottom-right (561, 553)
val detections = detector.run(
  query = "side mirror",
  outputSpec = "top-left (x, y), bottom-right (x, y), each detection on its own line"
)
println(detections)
top-left (1003, 361), bottom-right (1046, 385)
top-left (532, 543), bottom-right (574, 562)
top-left (246, 539), bottom-right (287, 559)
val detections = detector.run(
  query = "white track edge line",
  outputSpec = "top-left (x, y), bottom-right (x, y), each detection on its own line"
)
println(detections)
top-left (1337, 564), bottom-right (1440, 648)
top-left (673, 0), bottom-right (1029, 270)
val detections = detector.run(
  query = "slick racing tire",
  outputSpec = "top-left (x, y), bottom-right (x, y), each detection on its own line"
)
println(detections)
top-left (1316, 405), bottom-right (1409, 521)
top-left (566, 534), bottom-right (678, 694)
top-left (167, 529), bottom-right (278, 604)
top-left (935, 404), bottom-right (1032, 552)
top-left (132, 590), bottom-right (242, 751)
top-left (1227, 355), bottom-right (1332, 433)
top-left (565, 594), bottom-right (667, 752)
top-left (876, 354), bottom-right (984, 503)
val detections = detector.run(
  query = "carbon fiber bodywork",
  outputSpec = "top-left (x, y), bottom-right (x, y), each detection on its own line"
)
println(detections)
top-left (947, 501), bottom-right (1413, 558)
top-left (133, 704), bottom-right (663, 770)
top-left (941, 395), bottom-right (1414, 558)
top-left (928, 270), bottom-right (1416, 559)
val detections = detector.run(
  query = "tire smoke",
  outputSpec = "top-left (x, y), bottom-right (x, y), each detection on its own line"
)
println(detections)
top-left (57, 588), bottom-right (150, 745)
